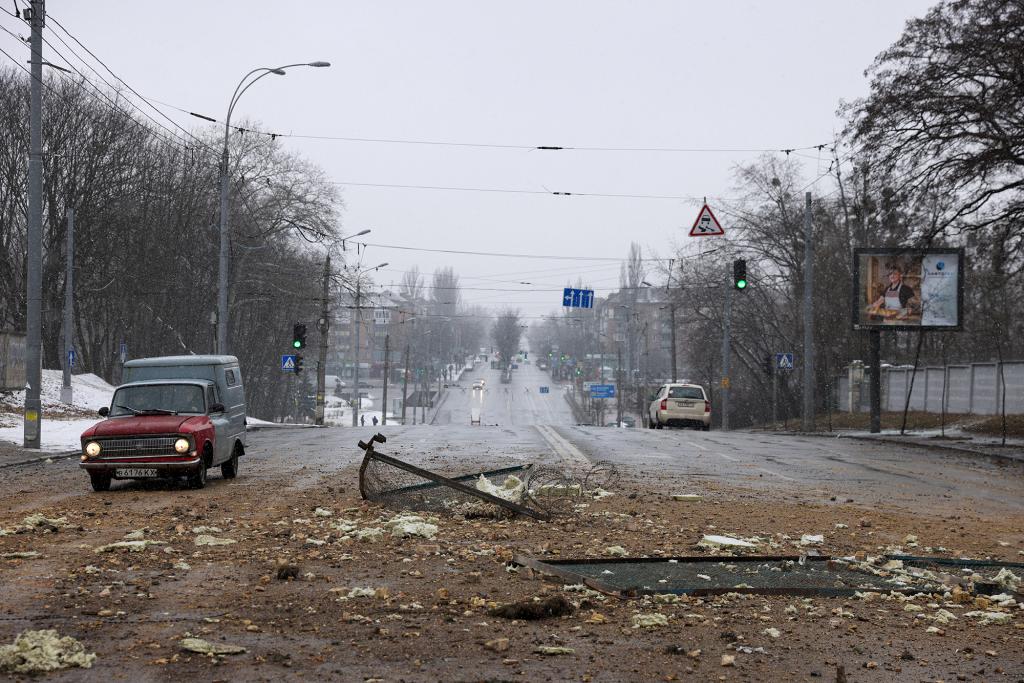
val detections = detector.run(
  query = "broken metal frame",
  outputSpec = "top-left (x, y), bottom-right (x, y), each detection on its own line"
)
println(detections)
top-left (384, 464), bottom-right (532, 496)
top-left (513, 553), bottom-right (952, 599)
top-left (358, 433), bottom-right (550, 521)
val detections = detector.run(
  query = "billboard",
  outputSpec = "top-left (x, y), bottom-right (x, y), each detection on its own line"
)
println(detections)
top-left (852, 248), bottom-right (963, 330)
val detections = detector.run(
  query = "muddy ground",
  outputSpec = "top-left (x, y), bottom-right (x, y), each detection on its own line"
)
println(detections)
top-left (1, 442), bottom-right (1022, 682)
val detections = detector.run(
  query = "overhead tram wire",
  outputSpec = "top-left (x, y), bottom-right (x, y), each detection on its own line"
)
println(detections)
top-left (131, 91), bottom-right (831, 157)
top-left (45, 14), bottom-right (217, 156)
top-left (349, 240), bottom-right (671, 262)
top-left (351, 239), bottom-right (722, 263)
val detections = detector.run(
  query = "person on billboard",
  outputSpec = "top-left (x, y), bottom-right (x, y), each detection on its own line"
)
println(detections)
top-left (868, 266), bottom-right (915, 317)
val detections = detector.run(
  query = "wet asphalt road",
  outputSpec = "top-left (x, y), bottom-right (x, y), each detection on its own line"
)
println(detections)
top-left (237, 354), bottom-right (1024, 520)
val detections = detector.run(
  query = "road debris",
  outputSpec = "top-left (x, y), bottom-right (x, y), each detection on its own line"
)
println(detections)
top-left (0, 629), bottom-right (96, 673)
top-left (632, 613), bottom-right (669, 628)
top-left (95, 539), bottom-right (164, 553)
top-left (1, 551), bottom-right (40, 559)
top-left (672, 493), bottom-right (702, 502)
top-left (385, 514), bottom-right (438, 539)
top-left (534, 646), bottom-right (575, 656)
top-left (799, 534), bottom-right (824, 546)
top-left (357, 434), bottom-right (549, 520)
top-left (698, 534), bottom-right (757, 550)
top-left (179, 638), bottom-right (247, 655)
top-left (194, 535), bottom-right (236, 546)
top-left (490, 595), bottom-right (574, 620)
top-left (20, 514), bottom-right (68, 532)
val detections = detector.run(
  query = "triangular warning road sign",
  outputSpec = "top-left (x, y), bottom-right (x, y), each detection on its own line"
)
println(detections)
top-left (689, 203), bottom-right (725, 237)
top-left (282, 356), bottom-right (296, 370)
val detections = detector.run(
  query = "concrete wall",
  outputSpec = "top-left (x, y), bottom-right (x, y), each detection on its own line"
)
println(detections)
top-left (837, 360), bottom-right (1024, 415)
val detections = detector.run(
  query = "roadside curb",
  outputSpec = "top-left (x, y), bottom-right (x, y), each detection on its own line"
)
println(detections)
top-left (0, 450), bottom-right (79, 469)
top-left (771, 430), bottom-right (1024, 465)
top-left (246, 423), bottom-right (324, 432)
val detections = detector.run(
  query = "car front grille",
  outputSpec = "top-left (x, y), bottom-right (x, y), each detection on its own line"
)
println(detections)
top-left (95, 436), bottom-right (179, 459)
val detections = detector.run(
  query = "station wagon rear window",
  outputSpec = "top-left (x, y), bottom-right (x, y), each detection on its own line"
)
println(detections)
top-left (668, 387), bottom-right (704, 400)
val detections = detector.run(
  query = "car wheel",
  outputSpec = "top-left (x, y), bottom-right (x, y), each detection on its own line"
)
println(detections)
top-left (189, 448), bottom-right (210, 489)
top-left (221, 446), bottom-right (239, 480)
top-left (647, 417), bottom-right (656, 429)
top-left (89, 472), bottom-right (111, 492)
top-left (655, 419), bottom-right (664, 429)
top-left (702, 424), bottom-right (710, 432)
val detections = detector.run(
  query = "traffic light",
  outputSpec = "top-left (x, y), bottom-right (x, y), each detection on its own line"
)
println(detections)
top-left (733, 259), bottom-right (747, 290)
top-left (294, 354), bottom-right (304, 374)
top-left (292, 323), bottom-right (307, 349)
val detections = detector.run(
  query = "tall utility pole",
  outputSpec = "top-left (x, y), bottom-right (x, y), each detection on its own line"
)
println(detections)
top-left (351, 279), bottom-right (362, 427)
top-left (720, 280), bottom-right (732, 431)
top-left (61, 208), bottom-right (74, 405)
top-left (615, 344), bottom-right (623, 426)
top-left (869, 330), bottom-right (881, 433)
top-left (381, 334), bottom-right (390, 426)
top-left (314, 255), bottom-right (330, 426)
top-left (801, 192), bottom-right (815, 431)
top-left (401, 344), bottom-right (409, 425)
top-left (24, 0), bottom-right (44, 448)
top-left (667, 259), bottom-right (679, 383)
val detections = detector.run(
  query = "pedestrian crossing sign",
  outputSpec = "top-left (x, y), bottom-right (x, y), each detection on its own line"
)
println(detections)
top-left (775, 353), bottom-right (794, 370)
top-left (281, 354), bottom-right (297, 371)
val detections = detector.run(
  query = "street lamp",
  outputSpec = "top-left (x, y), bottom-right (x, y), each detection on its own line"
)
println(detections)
top-left (210, 60), bottom-right (330, 355)
top-left (346, 261), bottom-right (388, 427)
top-left (341, 228), bottom-right (371, 251)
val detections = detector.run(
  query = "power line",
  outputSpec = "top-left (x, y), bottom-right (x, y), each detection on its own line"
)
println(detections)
top-left (352, 240), bottom-right (672, 262)
top-left (138, 89), bottom-right (830, 156)
top-left (331, 180), bottom-right (713, 201)
top-left (45, 14), bottom-right (216, 156)
top-left (34, 19), bottom-right (210, 156)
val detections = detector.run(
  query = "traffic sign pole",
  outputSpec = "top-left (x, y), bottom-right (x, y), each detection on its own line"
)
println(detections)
top-left (720, 278), bottom-right (732, 431)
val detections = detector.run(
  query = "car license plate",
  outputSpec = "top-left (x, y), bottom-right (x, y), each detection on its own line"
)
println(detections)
top-left (114, 468), bottom-right (158, 478)
top-left (677, 401), bottom-right (694, 407)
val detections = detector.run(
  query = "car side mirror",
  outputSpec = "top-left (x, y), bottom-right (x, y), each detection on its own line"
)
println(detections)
top-left (209, 403), bottom-right (225, 414)
top-left (98, 406), bottom-right (109, 417)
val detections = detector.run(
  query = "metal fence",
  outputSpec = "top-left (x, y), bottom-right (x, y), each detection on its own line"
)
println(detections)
top-left (836, 360), bottom-right (1024, 415)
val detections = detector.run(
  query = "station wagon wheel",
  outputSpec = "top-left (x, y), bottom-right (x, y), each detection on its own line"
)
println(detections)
top-left (89, 472), bottom-right (111, 492)
top-left (221, 443), bottom-right (240, 479)
top-left (188, 446), bottom-right (210, 489)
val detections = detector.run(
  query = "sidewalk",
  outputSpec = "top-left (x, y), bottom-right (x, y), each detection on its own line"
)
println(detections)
top-left (769, 428), bottom-right (1024, 465)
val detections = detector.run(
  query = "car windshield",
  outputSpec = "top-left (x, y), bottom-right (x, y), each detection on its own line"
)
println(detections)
top-left (110, 384), bottom-right (206, 417)
top-left (668, 386), bottom-right (704, 400)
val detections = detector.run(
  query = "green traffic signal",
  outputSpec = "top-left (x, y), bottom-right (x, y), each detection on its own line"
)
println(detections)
top-left (292, 340), bottom-right (302, 348)
top-left (736, 279), bottom-right (747, 290)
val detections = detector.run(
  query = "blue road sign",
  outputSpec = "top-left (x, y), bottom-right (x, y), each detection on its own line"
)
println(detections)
top-left (590, 384), bottom-right (616, 398)
top-left (539, 386), bottom-right (550, 394)
top-left (281, 354), bottom-right (297, 371)
top-left (775, 352), bottom-right (794, 370)
top-left (562, 287), bottom-right (595, 308)
top-left (67, 349), bottom-right (76, 368)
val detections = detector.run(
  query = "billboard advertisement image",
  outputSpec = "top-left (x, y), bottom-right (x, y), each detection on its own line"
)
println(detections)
top-left (852, 248), bottom-right (963, 330)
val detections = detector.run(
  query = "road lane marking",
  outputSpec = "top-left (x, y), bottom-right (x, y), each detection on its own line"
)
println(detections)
top-left (681, 438), bottom-right (709, 451)
top-left (535, 425), bottom-right (589, 465)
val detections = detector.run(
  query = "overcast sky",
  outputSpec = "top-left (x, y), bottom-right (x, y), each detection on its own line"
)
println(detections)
top-left (6, 1), bottom-right (936, 319)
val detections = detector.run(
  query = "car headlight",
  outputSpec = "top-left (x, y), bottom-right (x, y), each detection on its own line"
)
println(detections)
top-left (85, 441), bottom-right (101, 457)
top-left (174, 438), bottom-right (190, 454)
